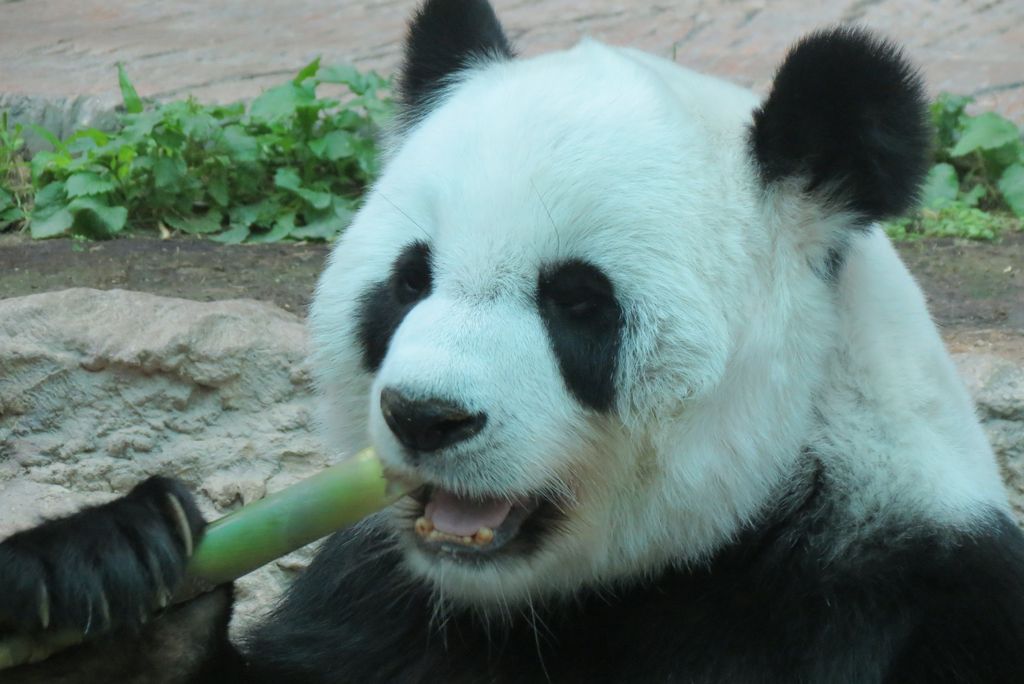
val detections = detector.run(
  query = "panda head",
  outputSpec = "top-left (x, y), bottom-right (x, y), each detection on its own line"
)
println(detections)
top-left (309, 0), bottom-right (929, 605)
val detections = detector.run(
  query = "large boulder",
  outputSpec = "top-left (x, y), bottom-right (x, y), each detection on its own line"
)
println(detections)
top-left (948, 329), bottom-right (1024, 522)
top-left (0, 289), bottom-right (330, 636)
top-left (1, 289), bottom-right (1022, 640)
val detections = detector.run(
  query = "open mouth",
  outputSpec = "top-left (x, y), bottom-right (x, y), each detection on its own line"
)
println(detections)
top-left (407, 486), bottom-right (562, 560)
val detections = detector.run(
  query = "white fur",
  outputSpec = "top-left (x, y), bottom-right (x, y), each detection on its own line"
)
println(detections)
top-left (308, 39), bottom-right (1006, 607)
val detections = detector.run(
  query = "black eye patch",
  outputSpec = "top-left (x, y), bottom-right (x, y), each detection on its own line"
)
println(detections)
top-left (537, 260), bottom-right (622, 412)
top-left (356, 241), bottom-right (433, 372)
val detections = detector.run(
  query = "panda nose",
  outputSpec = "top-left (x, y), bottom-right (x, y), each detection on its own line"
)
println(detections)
top-left (380, 388), bottom-right (487, 453)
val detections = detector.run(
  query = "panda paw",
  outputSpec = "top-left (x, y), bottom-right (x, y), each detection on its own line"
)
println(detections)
top-left (0, 477), bottom-right (205, 637)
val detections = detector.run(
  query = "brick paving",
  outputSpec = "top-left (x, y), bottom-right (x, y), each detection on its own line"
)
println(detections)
top-left (0, 0), bottom-right (1022, 130)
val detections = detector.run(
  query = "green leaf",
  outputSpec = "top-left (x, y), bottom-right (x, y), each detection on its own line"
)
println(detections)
top-left (16, 60), bottom-right (391, 242)
top-left (981, 138), bottom-right (1024, 172)
top-left (153, 128), bottom-right (186, 151)
top-left (300, 188), bottom-right (332, 210)
top-left (272, 167), bottom-right (331, 208)
top-left (291, 201), bottom-right (353, 240)
top-left (29, 124), bottom-right (65, 153)
top-left (353, 138), bottom-right (380, 179)
top-left (0, 187), bottom-right (12, 211)
top-left (250, 83), bottom-right (315, 122)
top-left (950, 113), bottom-right (1020, 157)
top-left (208, 174), bottom-right (230, 207)
top-left (0, 205), bottom-right (25, 228)
top-left (210, 223), bottom-right (250, 243)
top-left (118, 64), bottom-right (144, 114)
top-left (309, 130), bottom-right (355, 160)
top-left (229, 202), bottom-right (267, 229)
top-left (919, 163), bottom-right (959, 210)
top-left (293, 57), bottom-right (322, 84)
top-left (164, 211), bottom-right (224, 234)
top-left (65, 129), bottom-right (110, 156)
top-left (65, 172), bottom-right (116, 198)
top-left (33, 181), bottom-right (67, 210)
top-left (68, 197), bottom-right (128, 236)
top-left (208, 102), bottom-right (246, 120)
top-left (998, 163), bottom-right (1024, 218)
top-left (248, 211), bottom-right (295, 243)
top-left (317, 64), bottom-right (368, 93)
top-left (221, 125), bottom-right (259, 162)
top-left (930, 93), bottom-right (972, 152)
top-left (115, 145), bottom-right (137, 181)
top-left (274, 167), bottom-right (332, 209)
top-left (361, 95), bottom-right (395, 129)
top-left (959, 184), bottom-right (986, 208)
top-left (29, 151), bottom-right (69, 180)
top-left (181, 110), bottom-right (219, 139)
top-left (30, 206), bottom-right (73, 238)
top-left (120, 111), bottom-right (161, 143)
top-left (153, 156), bottom-right (187, 189)
top-left (273, 167), bottom-right (302, 192)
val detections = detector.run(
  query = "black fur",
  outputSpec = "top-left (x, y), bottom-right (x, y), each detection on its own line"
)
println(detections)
top-left (6, 460), bottom-right (1024, 682)
top-left (0, 476), bottom-right (204, 636)
top-left (238, 461), bottom-right (1024, 683)
top-left (750, 27), bottom-right (931, 223)
top-left (5, 586), bottom-right (240, 684)
top-left (379, 388), bottom-right (487, 453)
top-left (398, 0), bottom-right (514, 127)
top-left (536, 260), bottom-right (622, 412)
top-left (355, 241), bottom-right (433, 372)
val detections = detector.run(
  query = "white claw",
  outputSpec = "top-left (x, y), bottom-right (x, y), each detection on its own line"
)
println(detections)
top-left (98, 591), bottom-right (111, 629)
top-left (165, 492), bottom-right (194, 557)
top-left (144, 549), bottom-right (170, 609)
top-left (38, 581), bottom-right (50, 630)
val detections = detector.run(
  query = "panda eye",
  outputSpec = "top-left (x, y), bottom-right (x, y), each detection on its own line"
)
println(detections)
top-left (391, 242), bottom-right (432, 305)
top-left (538, 260), bottom-right (616, 321)
top-left (547, 287), bottom-right (601, 316)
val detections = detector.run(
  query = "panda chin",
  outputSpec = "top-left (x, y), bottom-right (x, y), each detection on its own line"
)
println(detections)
top-left (406, 485), bottom-right (559, 562)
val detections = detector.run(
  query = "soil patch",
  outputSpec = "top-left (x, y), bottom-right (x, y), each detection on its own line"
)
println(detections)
top-left (0, 233), bottom-right (329, 315)
top-left (898, 232), bottom-right (1024, 331)
top-left (1, 231), bottom-right (1022, 331)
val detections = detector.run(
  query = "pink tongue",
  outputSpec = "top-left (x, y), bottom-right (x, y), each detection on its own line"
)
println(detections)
top-left (425, 490), bottom-right (513, 537)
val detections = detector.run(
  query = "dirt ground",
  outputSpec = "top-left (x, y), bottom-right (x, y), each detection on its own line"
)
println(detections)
top-left (0, 231), bottom-right (1022, 330)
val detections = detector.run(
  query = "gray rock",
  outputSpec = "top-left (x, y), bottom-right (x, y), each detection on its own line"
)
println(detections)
top-left (949, 329), bottom-right (1024, 523)
top-left (0, 288), bottom-right (333, 637)
top-left (0, 290), bottom-right (1021, 642)
top-left (0, 93), bottom-right (120, 155)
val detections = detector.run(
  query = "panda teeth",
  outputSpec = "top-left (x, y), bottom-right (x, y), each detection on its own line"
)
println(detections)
top-left (414, 516), bottom-right (495, 546)
top-left (415, 516), bottom-right (434, 536)
top-left (474, 526), bottom-right (495, 544)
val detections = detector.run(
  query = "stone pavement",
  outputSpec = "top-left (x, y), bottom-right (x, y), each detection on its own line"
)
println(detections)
top-left (0, 0), bottom-right (1022, 143)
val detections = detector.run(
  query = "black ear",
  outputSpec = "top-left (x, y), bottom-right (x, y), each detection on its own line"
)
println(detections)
top-left (398, 0), bottom-right (514, 127)
top-left (750, 28), bottom-right (931, 223)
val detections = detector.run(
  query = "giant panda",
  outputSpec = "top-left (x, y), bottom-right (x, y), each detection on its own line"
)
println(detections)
top-left (2, 0), bottom-right (1023, 682)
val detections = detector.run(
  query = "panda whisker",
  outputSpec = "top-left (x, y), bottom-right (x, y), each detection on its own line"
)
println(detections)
top-left (524, 593), bottom-right (553, 684)
top-left (379, 190), bottom-right (431, 242)
top-left (530, 177), bottom-right (561, 254)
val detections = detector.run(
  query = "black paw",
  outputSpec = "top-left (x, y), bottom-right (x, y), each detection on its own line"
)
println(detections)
top-left (0, 477), bottom-right (205, 637)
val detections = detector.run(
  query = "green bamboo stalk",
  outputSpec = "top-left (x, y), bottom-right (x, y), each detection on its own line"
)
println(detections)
top-left (0, 447), bottom-right (404, 671)
top-left (187, 447), bottom-right (400, 585)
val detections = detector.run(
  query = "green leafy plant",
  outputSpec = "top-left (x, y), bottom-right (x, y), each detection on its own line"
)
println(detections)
top-left (886, 93), bottom-right (1023, 241)
top-left (0, 59), bottom-right (393, 242)
top-left (0, 112), bottom-right (30, 229)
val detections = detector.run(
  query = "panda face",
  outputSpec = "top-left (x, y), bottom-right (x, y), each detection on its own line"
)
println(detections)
top-left (309, 2), bottom-right (931, 606)
top-left (309, 41), bottom-right (766, 604)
